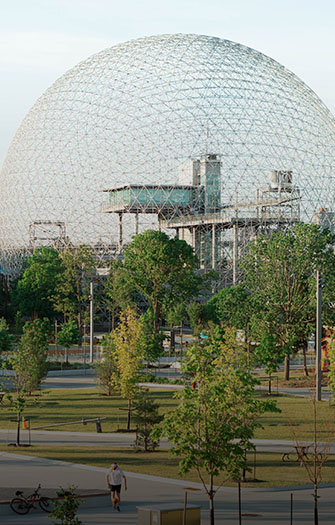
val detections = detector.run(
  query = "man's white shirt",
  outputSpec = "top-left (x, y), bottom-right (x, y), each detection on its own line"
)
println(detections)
top-left (109, 466), bottom-right (124, 485)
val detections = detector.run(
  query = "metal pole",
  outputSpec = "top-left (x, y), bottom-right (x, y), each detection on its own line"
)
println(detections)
top-left (290, 492), bottom-right (293, 525)
top-left (233, 222), bottom-right (238, 285)
top-left (316, 270), bottom-right (322, 401)
top-left (118, 212), bottom-right (123, 252)
top-left (211, 224), bottom-right (216, 269)
top-left (183, 491), bottom-right (187, 525)
top-left (55, 319), bottom-right (58, 356)
top-left (83, 322), bottom-right (86, 371)
top-left (89, 282), bottom-right (94, 364)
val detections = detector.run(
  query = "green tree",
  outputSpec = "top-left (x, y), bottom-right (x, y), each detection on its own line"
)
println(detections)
top-left (153, 327), bottom-right (276, 525)
top-left (9, 318), bottom-right (50, 395)
top-left (241, 223), bottom-right (335, 380)
top-left (165, 302), bottom-right (185, 352)
top-left (187, 301), bottom-right (207, 338)
top-left (255, 333), bottom-right (285, 394)
top-left (0, 317), bottom-right (12, 352)
top-left (96, 334), bottom-right (120, 396)
top-left (0, 276), bottom-right (10, 320)
top-left (121, 230), bottom-right (200, 332)
top-left (11, 247), bottom-right (63, 319)
top-left (328, 338), bottom-right (335, 398)
top-left (6, 394), bottom-right (33, 446)
top-left (49, 486), bottom-right (82, 525)
top-left (53, 246), bottom-right (96, 336)
top-left (111, 307), bottom-right (146, 429)
top-left (206, 284), bottom-right (250, 329)
top-left (57, 321), bottom-right (80, 365)
top-left (133, 390), bottom-right (162, 451)
top-left (140, 311), bottom-right (165, 362)
top-left (103, 259), bottom-right (137, 330)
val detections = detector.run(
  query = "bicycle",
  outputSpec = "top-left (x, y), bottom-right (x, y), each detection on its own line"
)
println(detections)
top-left (282, 445), bottom-right (323, 466)
top-left (10, 483), bottom-right (54, 515)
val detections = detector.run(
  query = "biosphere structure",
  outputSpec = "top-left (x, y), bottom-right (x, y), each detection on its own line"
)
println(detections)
top-left (1, 33), bottom-right (335, 279)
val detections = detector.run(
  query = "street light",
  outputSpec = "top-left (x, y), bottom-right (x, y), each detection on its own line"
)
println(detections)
top-left (89, 281), bottom-right (94, 364)
top-left (315, 270), bottom-right (322, 401)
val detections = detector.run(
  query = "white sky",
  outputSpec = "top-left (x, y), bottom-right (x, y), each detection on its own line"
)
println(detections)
top-left (1, 0), bottom-right (335, 165)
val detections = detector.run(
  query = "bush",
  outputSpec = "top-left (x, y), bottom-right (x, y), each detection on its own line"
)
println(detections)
top-left (49, 486), bottom-right (82, 525)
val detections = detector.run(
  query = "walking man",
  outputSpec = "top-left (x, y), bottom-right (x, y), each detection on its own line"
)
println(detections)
top-left (106, 462), bottom-right (127, 511)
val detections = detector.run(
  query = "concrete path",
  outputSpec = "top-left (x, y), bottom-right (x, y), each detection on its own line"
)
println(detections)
top-left (1, 452), bottom-right (335, 524)
top-left (0, 428), bottom-right (334, 454)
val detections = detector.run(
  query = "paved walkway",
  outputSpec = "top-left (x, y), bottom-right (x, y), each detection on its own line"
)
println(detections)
top-left (1, 452), bottom-right (335, 524)
top-left (1, 429), bottom-right (334, 455)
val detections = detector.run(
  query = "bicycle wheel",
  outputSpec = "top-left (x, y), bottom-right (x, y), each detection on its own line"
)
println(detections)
top-left (10, 497), bottom-right (30, 515)
top-left (39, 497), bottom-right (54, 513)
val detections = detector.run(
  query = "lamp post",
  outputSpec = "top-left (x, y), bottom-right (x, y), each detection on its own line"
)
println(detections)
top-left (89, 281), bottom-right (94, 364)
top-left (315, 270), bottom-right (322, 401)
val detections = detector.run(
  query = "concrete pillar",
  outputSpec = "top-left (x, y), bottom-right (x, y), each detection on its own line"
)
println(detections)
top-left (135, 213), bottom-right (139, 236)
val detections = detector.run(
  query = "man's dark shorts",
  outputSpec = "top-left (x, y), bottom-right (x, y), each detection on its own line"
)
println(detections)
top-left (111, 484), bottom-right (121, 494)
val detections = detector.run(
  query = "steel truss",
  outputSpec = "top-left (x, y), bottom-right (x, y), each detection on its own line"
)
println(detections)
top-left (0, 34), bottom-right (334, 279)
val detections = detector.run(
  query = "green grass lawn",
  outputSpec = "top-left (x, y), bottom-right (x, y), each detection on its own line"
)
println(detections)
top-left (0, 445), bottom-right (334, 488)
top-left (0, 388), bottom-right (179, 433)
top-left (0, 387), bottom-right (334, 441)
top-left (254, 393), bottom-right (335, 441)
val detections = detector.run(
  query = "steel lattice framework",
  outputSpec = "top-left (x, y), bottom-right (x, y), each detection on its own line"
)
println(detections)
top-left (0, 33), bottom-right (335, 279)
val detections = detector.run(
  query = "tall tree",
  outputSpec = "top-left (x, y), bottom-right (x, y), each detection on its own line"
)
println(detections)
top-left (121, 230), bottom-right (200, 332)
top-left (11, 247), bottom-right (63, 319)
top-left (103, 259), bottom-right (137, 331)
top-left (10, 318), bottom-right (51, 395)
top-left (0, 317), bottom-right (12, 353)
top-left (110, 307), bottom-right (146, 430)
top-left (186, 302), bottom-right (207, 338)
top-left (153, 326), bottom-right (276, 525)
top-left (241, 223), bottom-right (335, 380)
top-left (53, 246), bottom-right (96, 336)
top-left (166, 302), bottom-right (185, 352)
top-left (206, 284), bottom-right (250, 330)
top-left (96, 333), bottom-right (120, 396)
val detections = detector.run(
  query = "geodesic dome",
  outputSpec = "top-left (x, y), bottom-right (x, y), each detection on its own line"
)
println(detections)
top-left (1, 33), bottom-right (335, 275)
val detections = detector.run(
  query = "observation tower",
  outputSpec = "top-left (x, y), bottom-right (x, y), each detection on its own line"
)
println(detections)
top-left (103, 153), bottom-right (301, 285)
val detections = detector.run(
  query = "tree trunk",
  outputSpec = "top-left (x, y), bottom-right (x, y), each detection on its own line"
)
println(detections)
top-left (127, 398), bottom-right (131, 431)
top-left (209, 493), bottom-right (215, 525)
top-left (16, 414), bottom-right (21, 446)
top-left (303, 340), bottom-right (309, 377)
top-left (314, 483), bottom-right (318, 525)
top-left (170, 328), bottom-right (175, 352)
top-left (268, 374), bottom-right (272, 395)
top-left (284, 355), bottom-right (290, 381)
top-left (209, 475), bottom-right (215, 525)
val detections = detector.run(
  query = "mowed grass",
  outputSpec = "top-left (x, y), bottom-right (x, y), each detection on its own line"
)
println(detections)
top-left (254, 393), bottom-right (335, 441)
top-left (0, 388), bottom-right (179, 433)
top-left (1, 387), bottom-right (335, 441)
top-left (0, 445), bottom-right (334, 488)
